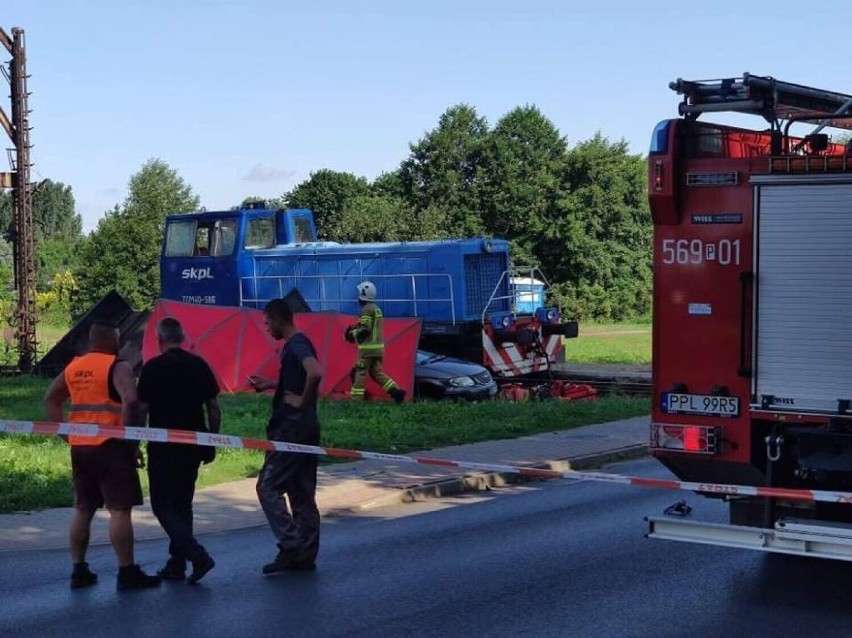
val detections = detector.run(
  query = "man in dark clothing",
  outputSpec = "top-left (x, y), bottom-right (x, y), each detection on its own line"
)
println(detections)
top-left (249, 298), bottom-right (323, 574)
top-left (138, 318), bottom-right (221, 585)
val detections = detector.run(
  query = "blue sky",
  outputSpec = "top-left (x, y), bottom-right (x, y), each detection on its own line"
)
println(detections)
top-left (3, 1), bottom-right (846, 232)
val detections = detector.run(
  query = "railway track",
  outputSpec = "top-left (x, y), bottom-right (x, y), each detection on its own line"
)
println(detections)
top-left (581, 379), bottom-right (652, 396)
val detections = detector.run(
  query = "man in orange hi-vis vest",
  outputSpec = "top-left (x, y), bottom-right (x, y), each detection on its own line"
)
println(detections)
top-left (44, 321), bottom-right (161, 591)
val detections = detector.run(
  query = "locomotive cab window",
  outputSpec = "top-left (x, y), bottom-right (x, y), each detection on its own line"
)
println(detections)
top-left (195, 219), bottom-right (236, 257)
top-left (194, 226), bottom-right (210, 256)
top-left (165, 218), bottom-right (237, 257)
top-left (245, 217), bottom-right (275, 250)
top-left (293, 216), bottom-right (314, 243)
top-left (164, 220), bottom-right (196, 257)
top-left (215, 219), bottom-right (237, 256)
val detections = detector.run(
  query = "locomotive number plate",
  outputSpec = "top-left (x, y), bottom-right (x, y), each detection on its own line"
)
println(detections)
top-left (661, 393), bottom-right (739, 418)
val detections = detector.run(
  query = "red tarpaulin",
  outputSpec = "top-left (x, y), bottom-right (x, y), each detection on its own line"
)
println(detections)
top-left (324, 311), bottom-right (421, 400)
top-left (142, 300), bottom-right (420, 400)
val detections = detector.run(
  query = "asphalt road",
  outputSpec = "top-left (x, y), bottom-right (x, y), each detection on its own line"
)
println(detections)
top-left (2, 458), bottom-right (851, 638)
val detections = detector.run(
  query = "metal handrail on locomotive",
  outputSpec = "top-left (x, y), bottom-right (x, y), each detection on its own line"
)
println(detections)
top-left (646, 72), bottom-right (852, 560)
top-left (159, 203), bottom-right (578, 377)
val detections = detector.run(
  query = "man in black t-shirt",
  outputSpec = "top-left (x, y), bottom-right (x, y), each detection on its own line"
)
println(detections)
top-left (138, 318), bottom-right (221, 585)
top-left (249, 299), bottom-right (323, 574)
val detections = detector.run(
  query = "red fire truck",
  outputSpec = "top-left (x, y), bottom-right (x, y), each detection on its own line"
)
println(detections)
top-left (645, 73), bottom-right (852, 560)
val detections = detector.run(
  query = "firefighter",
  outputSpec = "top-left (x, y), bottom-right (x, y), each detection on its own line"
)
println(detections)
top-left (345, 281), bottom-right (406, 403)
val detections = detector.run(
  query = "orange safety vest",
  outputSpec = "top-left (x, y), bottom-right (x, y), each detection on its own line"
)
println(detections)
top-left (64, 352), bottom-right (123, 446)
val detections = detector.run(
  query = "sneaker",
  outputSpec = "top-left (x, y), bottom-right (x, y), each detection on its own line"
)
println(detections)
top-left (389, 388), bottom-right (406, 404)
top-left (187, 553), bottom-right (215, 585)
top-left (157, 558), bottom-right (187, 581)
top-left (70, 562), bottom-right (98, 589)
top-left (117, 564), bottom-right (162, 591)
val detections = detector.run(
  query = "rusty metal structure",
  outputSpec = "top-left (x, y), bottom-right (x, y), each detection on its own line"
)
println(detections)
top-left (1, 26), bottom-right (37, 372)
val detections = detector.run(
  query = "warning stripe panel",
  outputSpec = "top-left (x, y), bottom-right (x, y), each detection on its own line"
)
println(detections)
top-left (482, 331), bottom-right (539, 376)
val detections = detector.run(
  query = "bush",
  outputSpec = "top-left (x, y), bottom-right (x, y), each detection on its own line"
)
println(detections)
top-left (36, 270), bottom-right (76, 326)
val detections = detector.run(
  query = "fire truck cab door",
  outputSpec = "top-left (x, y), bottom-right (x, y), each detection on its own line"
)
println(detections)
top-left (753, 176), bottom-right (852, 414)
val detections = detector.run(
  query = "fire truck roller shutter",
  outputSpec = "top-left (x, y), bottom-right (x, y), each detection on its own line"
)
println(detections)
top-left (754, 177), bottom-right (852, 414)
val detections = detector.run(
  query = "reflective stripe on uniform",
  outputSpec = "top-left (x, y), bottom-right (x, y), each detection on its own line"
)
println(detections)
top-left (358, 343), bottom-right (384, 354)
top-left (68, 404), bottom-right (123, 414)
top-left (371, 308), bottom-right (381, 345)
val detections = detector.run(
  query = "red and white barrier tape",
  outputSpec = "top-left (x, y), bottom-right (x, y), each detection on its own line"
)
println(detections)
top-left (3, 420), bottom-right (852, 506)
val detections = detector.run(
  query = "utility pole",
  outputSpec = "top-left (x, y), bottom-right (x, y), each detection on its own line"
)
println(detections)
top-left (0, 26), bottom-right (37, 372)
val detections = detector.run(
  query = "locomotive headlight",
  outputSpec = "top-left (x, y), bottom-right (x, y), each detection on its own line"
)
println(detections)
top-left (535, 307), bottom-right (560, 323)
top-left (490, 314), bottom-right (514, 330)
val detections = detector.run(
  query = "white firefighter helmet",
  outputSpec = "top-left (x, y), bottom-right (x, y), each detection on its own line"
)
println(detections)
top-left (357, 281), bottom-right (377, 302)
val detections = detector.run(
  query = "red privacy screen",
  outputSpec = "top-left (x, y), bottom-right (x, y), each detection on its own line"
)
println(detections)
top-left (142, 300), bottom-right (420, 400)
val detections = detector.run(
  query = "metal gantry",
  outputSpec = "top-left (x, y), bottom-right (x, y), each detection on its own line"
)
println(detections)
top-left (0, 26), bottom-right (37, 372)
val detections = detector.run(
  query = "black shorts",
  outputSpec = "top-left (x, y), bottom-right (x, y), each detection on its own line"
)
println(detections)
top-left (70, 440), bottom-right (143, 511)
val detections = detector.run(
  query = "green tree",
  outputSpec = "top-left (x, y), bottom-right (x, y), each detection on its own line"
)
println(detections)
top-left (283, 170), bottom-right (372, 239)
top-left (554, 133), bottom-right (652, 319)
top-left (72, 159), bottom-right (199, 316)
top-left (0, 190), bottom-right (10, 240)
top-left (476, 109), bottom-right (651, 319)
top-left (480, 105), bottom-right (570, 267)
top-left (32, 179), bottom-right (81, 243)
top-left (31, 181), bottom-right (83, 288)
top-left (396, 104), bottom-right (489, 237)
top-left (327, 194), bottom-right (447, 243)
top-left (327, 194), bottom-right (408, 243)
top-left (0, 182), bottom-right (84, 300)
top-left (38, 237), bottom-right (87, 290)
top-left (0, 192), bottom-right (11, 299)
top-left (0, 238), bottom-right (12, 300)
top-left (371, 170), bottom-right (406, 199)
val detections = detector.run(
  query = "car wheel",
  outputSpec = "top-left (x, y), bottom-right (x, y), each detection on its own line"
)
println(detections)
top-left (415, 382), bottom-right (444, 401)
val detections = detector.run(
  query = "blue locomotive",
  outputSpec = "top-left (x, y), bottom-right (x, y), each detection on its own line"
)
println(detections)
top-left (159, 204), bottom-right (574, 375)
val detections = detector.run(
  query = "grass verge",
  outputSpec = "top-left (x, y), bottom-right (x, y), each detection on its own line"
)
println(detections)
top-left (566, 322), bottom-right (651, 365)
top-left (0, 376), bottom-right (649, 513)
